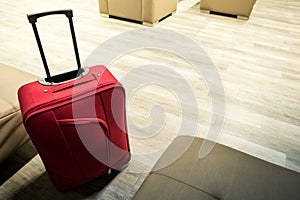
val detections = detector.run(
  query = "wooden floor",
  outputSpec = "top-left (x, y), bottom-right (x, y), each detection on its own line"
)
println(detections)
top-left (0, 0), bottom-right (300, 199)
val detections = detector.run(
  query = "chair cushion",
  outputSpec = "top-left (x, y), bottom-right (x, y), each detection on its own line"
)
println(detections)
top-left (0, 63), bottom-right (36, 163)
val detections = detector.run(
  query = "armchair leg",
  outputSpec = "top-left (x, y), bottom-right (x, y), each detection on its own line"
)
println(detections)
top-left (142, 21), bottom-right (159, 27)
top-left (100, 13), bottom-right (109, 18)
top-left (200, 9), bottom-right (210, 14)
top-left (237, 15), bottom-right (249, 20)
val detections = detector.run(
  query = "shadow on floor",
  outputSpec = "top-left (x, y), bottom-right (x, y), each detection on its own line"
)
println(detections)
top-left (1, 140), bottom-right (119, 199)
top-left (10, 170), bottom-right (119, 200)
top-left (0, 140), bottom-right (38, 185)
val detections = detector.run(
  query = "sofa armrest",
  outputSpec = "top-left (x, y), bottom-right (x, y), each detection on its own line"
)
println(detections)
top-left (0, 64), bottom-right (36, 163)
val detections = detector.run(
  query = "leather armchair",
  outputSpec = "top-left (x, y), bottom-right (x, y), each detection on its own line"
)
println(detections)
top-left (200, 0), bottom-right (257, 19)
top-left (98, 0), bottom-right (178, 25)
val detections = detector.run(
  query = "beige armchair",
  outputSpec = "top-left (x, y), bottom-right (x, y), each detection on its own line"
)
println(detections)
top-left (98, 0), bottom-right (178, 26)
top-left (200, 0), bottom-right (256, 19)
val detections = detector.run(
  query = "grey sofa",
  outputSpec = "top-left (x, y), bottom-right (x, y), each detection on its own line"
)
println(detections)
top-left (133, 136), bottom-right (300, 200)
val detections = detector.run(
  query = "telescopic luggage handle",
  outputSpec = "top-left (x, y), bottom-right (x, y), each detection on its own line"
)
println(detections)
top-left (27, 10), bottom-right (73, 23)
top-left (27, 9), bottom-right (84, 84)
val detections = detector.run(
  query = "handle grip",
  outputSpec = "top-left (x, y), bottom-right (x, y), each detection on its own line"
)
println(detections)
top-left (27, 9), bottom-right (73, 24)
top-left (27, 9), bottom-right (82, 84)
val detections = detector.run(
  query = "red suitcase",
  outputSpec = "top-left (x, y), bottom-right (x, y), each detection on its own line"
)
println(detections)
top-left (18, 10), bottom-right (130, 191)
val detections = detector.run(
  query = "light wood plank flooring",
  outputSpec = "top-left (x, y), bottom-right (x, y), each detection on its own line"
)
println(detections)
top-left (0, 0), bottom-right (299, 198)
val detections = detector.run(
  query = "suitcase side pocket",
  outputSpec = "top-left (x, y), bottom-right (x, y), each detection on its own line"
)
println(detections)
top-left (57, 118), bottom-right (109, 178)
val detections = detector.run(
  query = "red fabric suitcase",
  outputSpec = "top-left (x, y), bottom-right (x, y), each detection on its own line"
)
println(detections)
top-left (18, 10), bottom-right (130, 191)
